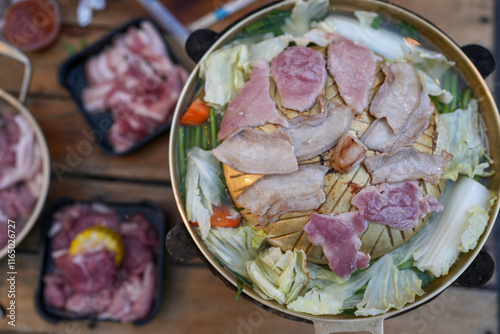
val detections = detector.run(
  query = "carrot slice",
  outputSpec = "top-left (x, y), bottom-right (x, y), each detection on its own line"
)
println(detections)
top-left (181, 98), bottom-right (210, 126)
top-left (191, 205), bottom-right (241, 228)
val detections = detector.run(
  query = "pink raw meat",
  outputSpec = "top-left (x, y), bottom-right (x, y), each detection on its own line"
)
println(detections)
top-left (327, 34), bottom-right (380, 114)
top-left (271, 46), bottom-right (326, 112)
top-left (53, 250), bottom-right (116, 293)
top-left (304, 211), bottom-right (370, 278)
top-left (218, 59), bottom-right (288, 140)
top-left (351, 181), bottom-right (444, 230)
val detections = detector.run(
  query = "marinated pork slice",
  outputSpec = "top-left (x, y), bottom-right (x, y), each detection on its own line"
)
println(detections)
top-left (327, 35), bottom-right (380, 114)
top-left (270, 46), bottom-right (326, 112)
top-left (369, 62), bottom-right (421, 134)
top-left (284, 100), bottom-right (353, 161)
top-left (351, 181), bottom-right (444, 230)
top-left (304, 211), bottom-right (370, 278)
top-left (218, 59), bottom-right (289, 140)
top-left (330, 132), bottom-right (367, 173)
top-left (364, 146), bottom-right (453, 185)
top-left (53, 249), bottom-right (116, 293)
top-left (211, 128), bottom-right (298, 175)
top-left (362, 91), bottom-right (434, 153)
top-left (82, 22), bottom-right (188, 153)
top-left (50, 203), bottom-right (121, 251)
top-left (236, 165), bottom-right (329, 226)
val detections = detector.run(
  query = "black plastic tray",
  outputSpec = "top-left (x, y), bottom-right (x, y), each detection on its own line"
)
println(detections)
top-left (35, 197), bottom-right (166, 326)
top-left (59, 18), bottom-right (183, 156)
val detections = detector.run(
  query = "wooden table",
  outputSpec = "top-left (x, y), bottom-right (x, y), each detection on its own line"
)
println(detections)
top-left (0, 0), bottom-right (497, 333)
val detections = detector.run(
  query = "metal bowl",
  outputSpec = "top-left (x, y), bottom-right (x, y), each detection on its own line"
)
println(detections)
top-left (169, 1), bottom-right (500, 332)
top-left (0, 41), bottom-right (51, 259)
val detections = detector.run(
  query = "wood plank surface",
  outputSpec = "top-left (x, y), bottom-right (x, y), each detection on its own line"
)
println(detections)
top-left (0, 0), bottom-right (497, 333)
top-left (0, 254), bottom-right (315, 334)
top-left (16, 177), bottom-right (182, 253)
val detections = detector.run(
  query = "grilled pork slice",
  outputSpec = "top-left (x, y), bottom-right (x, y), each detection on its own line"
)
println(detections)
top-left (327, 34), bottom-right (380, 115)
top-left (351, 181), bottom-right (444, 231)
top-left (330, 132), bottom-right (367, 174)
top-left (369, 61), bottom-right (421, 134)
top-left (304, 211), bottom-right (370, 278)
top-left (362, 91), bottom-right (434, 153)
top-left (284, 100), bottom-right (353, 162)
top-left (271, 45), bottom-right (326, 112)
top-left (364, 146), bottom-right (453, 185)
top-left (211, 127), bottom-right (298, 175)
top-left (236, 165), bottom-right (329, 226)
top-left (218, 59), bottom-right (289, 141)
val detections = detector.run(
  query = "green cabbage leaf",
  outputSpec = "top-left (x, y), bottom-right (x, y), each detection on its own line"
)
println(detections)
top-left (204, 225), bottom-right (267, 279)
top-left (436, 99), bottom-right (493, 180)
top-left (246, 247), bottom-right (308, 305)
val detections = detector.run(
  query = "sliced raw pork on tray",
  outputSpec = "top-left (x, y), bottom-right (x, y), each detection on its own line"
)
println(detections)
top-left (82, 21), bottom-right (188, 153)
top-left (43, 203), bottom-right (159, 323)
top-left (0, 111), bottom-right (42, 250)
top-left (218, 59), bottom-right (289, 140)
top-left (327, 34), bottom-right (380, 115)
top-left (271, 46), bottom-right (326, 112)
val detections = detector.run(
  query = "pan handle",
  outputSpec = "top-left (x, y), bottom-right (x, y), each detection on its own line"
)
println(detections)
top-left (0, 40), bottom-right (32, 103)
top-left (313, 318), bottom-right (384, 334)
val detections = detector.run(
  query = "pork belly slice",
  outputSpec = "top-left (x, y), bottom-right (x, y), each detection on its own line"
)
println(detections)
top-left (331, 132), bottom-right (367, 174)
top-left (236, 165), bottom-right (329, 226)
top-left (362, 91), bottom-right (434, 153)
top-left (218, 59), bottom-right (289, 140)
top-left (271, 46), bottom-right (326, 112)
top-left (351, 181), bottom-right (444, 231)
top-left (212, 128), bottom-right (298, 175)
top-left (284, 100), bottom-right (353, 162)
top-left (327, 35), bottom-right (380, 114)
top-left (364, 146), bottom-right (453, 185)
top-left (304, 211), bottom-right (370, 278)
top-left (369, 62), bottom-right (421, 134)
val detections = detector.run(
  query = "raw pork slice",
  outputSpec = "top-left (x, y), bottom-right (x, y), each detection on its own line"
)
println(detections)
top-left (369, 62), bottom-right (421, 134)
top-left (211, 128), bottom-right (298, 175)
top-left (82, 22), bottom-right (188, 153)
top-left (284, 100), bottom-right (353, 161)
top-left (236, 165), bottom-right (329, 226)
top-left (103, 263), bottom-right (157, 323)
top-left (43, 274), bottom-right (66, 309)
top-left (121, 213), bottom-right (159, 275)
top-left (218, 59), bottom-right (288, 140)
top-left (304, 211), bottom-right (370, 278)
top-left (53, 250), bottom-right (116, 293)
top-left (330, 132), bottom-right (367, 173)
top-left (327, 35), bottom-right (380, 114)
top-left (362, 91), bottom-right (434, 153)
top-left (50, 203), bottom-right (121, 251)
top-left (271, 46), bottom-right (326, 112)
top-left (351, 181), bottom-right (444, 230)
top-left (364, 146), bottom-right (453, 185)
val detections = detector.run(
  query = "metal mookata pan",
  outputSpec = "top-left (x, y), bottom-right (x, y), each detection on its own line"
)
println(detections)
top-left (0, 40), bottom-right (51, 259)
top-left (168, 1), bottom-right (500, 333)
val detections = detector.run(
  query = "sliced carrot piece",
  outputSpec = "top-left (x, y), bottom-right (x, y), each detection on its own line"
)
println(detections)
top-left (191, 205), bottom-right (241, 228)
top-left (180, 98), bottom-right (210, 126)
